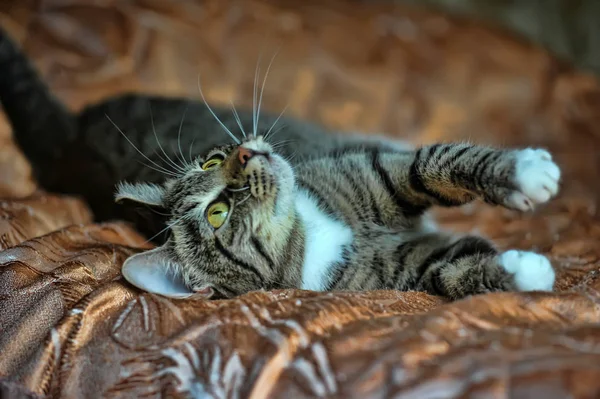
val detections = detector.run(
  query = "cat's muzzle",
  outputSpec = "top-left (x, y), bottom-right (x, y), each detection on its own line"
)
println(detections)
top-left (245, 155), bottom-right (276, 201)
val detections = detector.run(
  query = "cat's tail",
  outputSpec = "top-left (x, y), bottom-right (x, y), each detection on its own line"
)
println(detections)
top-left (0, 26), bottom-right (77, 186)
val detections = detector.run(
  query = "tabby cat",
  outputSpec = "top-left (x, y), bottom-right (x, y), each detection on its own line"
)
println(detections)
top-left (0, 27), bottom-right (559, 299)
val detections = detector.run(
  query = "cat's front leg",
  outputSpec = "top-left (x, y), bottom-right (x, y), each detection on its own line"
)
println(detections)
top-left (404, 144), bottom-right (561, 211)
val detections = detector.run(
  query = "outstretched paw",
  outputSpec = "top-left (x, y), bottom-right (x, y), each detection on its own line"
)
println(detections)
top-left (499, 250), bottom-right (555, 291)
top-left (505, 149), bottom-right (560, 211)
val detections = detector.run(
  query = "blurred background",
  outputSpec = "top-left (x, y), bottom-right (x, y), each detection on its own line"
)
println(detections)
top-left (399, 0), bottom-right (600, 75)
top-left (0, 0), bottom-right (599, 199)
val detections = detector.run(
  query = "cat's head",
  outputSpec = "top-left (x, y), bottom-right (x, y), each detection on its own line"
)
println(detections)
top-left (116, 136), bottom-right (300, 299)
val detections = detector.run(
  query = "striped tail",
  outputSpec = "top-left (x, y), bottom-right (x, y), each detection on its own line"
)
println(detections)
top-left (0, 26), bottom-right (76, 188)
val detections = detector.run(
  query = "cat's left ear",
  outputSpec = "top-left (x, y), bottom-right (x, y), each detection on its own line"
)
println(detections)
top-left (122, 244), bottom-right (213, 299)
top-left (115, 181), bottom-right (165, 207)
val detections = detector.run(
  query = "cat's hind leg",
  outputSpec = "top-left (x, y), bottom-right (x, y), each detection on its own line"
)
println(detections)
top-left (396, 234), bottom-right (555, 300)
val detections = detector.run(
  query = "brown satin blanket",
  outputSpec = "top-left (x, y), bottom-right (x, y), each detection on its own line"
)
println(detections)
top-left (1, 1), bottom-right (600, 398)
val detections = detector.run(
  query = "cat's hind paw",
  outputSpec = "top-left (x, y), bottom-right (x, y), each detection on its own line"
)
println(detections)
top-left (499, 250), bottom-right (555, 292)
top-left (505, 149), bottom-right (560, 211)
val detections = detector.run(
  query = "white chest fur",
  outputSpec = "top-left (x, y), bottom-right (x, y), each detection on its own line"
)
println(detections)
top-left (295, 190), bottom-right (354, 291)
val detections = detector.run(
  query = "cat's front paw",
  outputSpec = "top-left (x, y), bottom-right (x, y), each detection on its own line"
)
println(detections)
top-left (499, 250), bottom-right (555, 291)
top-left (505, 148), bottom-right (561, 211)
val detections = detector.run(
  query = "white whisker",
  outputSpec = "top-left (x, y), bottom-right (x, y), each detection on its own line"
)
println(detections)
top-left (236, 193), bottom-right (252, 206)
top-left (148, 103), bottom-right (187, 174)
top-left (147, 206), bottom-right (171, 217)
top-left (256, 50), bottom-right (279, 138)
top-left (263, 105), bottom-right (289, 141)
top-left (176, 105), bottom-right (190, 167)
top-left (171, 143), bottom-right (187, 170)
top-left (270, 139), bottom-right (296, 149)
top-left (188, 137), bottom-right (197, 164)
top-left (283, 149), bottom-right (299, 164)
top-left (135, 160), bottom-right (179, 178)
top-left (197, 75), bottom-right (241, 145)
top-left (230, 100), bottom-right (247, 139)
top-left (106, 114), bottom-right (180, 177)
top-left (145, 217), bottom-right (184, 244)
top-left (265, 125), bottom-right (286, 142)
top-left (252, 52), bottom-right (263, 137)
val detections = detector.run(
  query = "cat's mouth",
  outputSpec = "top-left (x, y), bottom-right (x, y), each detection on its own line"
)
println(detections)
top-left (230, 140), bottom-right (295, 217)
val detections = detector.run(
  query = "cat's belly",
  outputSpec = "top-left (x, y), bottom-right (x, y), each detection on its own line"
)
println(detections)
top-left (294, 190), bottom-right (353, 291)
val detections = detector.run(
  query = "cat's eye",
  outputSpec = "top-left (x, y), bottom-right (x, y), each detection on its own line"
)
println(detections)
top-left (207, 202), bottom-right (229, 228)
top-left (201, 155), bottom-right (224, 170)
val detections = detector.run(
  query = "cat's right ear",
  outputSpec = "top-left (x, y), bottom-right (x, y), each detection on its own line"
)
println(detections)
top-left (115, 182), bottom-right (165, 207)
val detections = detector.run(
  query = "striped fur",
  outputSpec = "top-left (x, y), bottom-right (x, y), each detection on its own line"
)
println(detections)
top-left (118, 138), bottom-right (559, 299)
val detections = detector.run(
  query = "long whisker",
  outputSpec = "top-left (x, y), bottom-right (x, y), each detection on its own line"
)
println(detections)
top-left (269, 139), bottom-right (296, 149)
top-left (176, 105), bottom-right (190, 168)
top-left (236, 193), bottom-right (252, 206)
top-left (148, 103), bottom-right (186, 174)
top-left (263, 104), bottom-right (289, 141)
top-left (171, 143), bottom-right (187, 170)
top-left (264, 125), bottom-right (286, 142)
top-left (230, 100), bottom-right (246, 138)
top-left (283, 149), bottom-right (299, 164)
top-left (106, 114), bottom-right (180, 177)
top-left (252, 52), bottom-right (263, 137)
top-left (145, 217), bottom-right (183, 244)
top-left (188, 137), bottom-right (197, 164)
top-left (134, 160), bottom-right (179, 178)
top-left (197, 75), bottom-right (241, 144)
top-left (146, 206), bottom-right (172, 217)
top-left (256, 50), bottom-right (279, 138)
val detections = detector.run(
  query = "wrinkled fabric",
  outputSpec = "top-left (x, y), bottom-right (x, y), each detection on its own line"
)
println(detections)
top-left (1, 1), bottom-right (600, 398)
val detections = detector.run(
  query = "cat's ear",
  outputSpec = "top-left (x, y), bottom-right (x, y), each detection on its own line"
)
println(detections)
top-left (122, 244), bottom-right (213, 299)
top-left (115, 182), bottom-right (165, 207)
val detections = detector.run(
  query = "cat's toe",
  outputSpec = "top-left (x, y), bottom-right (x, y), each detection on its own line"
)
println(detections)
top-left (499, 250), bottom-right (555, 291)
top-left (506, 148), bottom-right (561, 210)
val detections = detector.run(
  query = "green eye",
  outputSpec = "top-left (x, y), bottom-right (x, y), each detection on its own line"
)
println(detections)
top-left (201, 156), bottom-right (224, 170)
top-left (207, 201), bottom-right (229, 228)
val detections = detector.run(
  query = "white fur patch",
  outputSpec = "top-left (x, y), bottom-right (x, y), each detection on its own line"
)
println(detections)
top-left (499, 250), bottom-right (555, 291)
top-left (295, 190), bottom-right (353, 291)
top-left (507, 148), bottom-right (561, 211)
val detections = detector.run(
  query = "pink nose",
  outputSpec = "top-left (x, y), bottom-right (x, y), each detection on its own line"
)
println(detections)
top-left (238, 146), bottom-right (255, 166)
